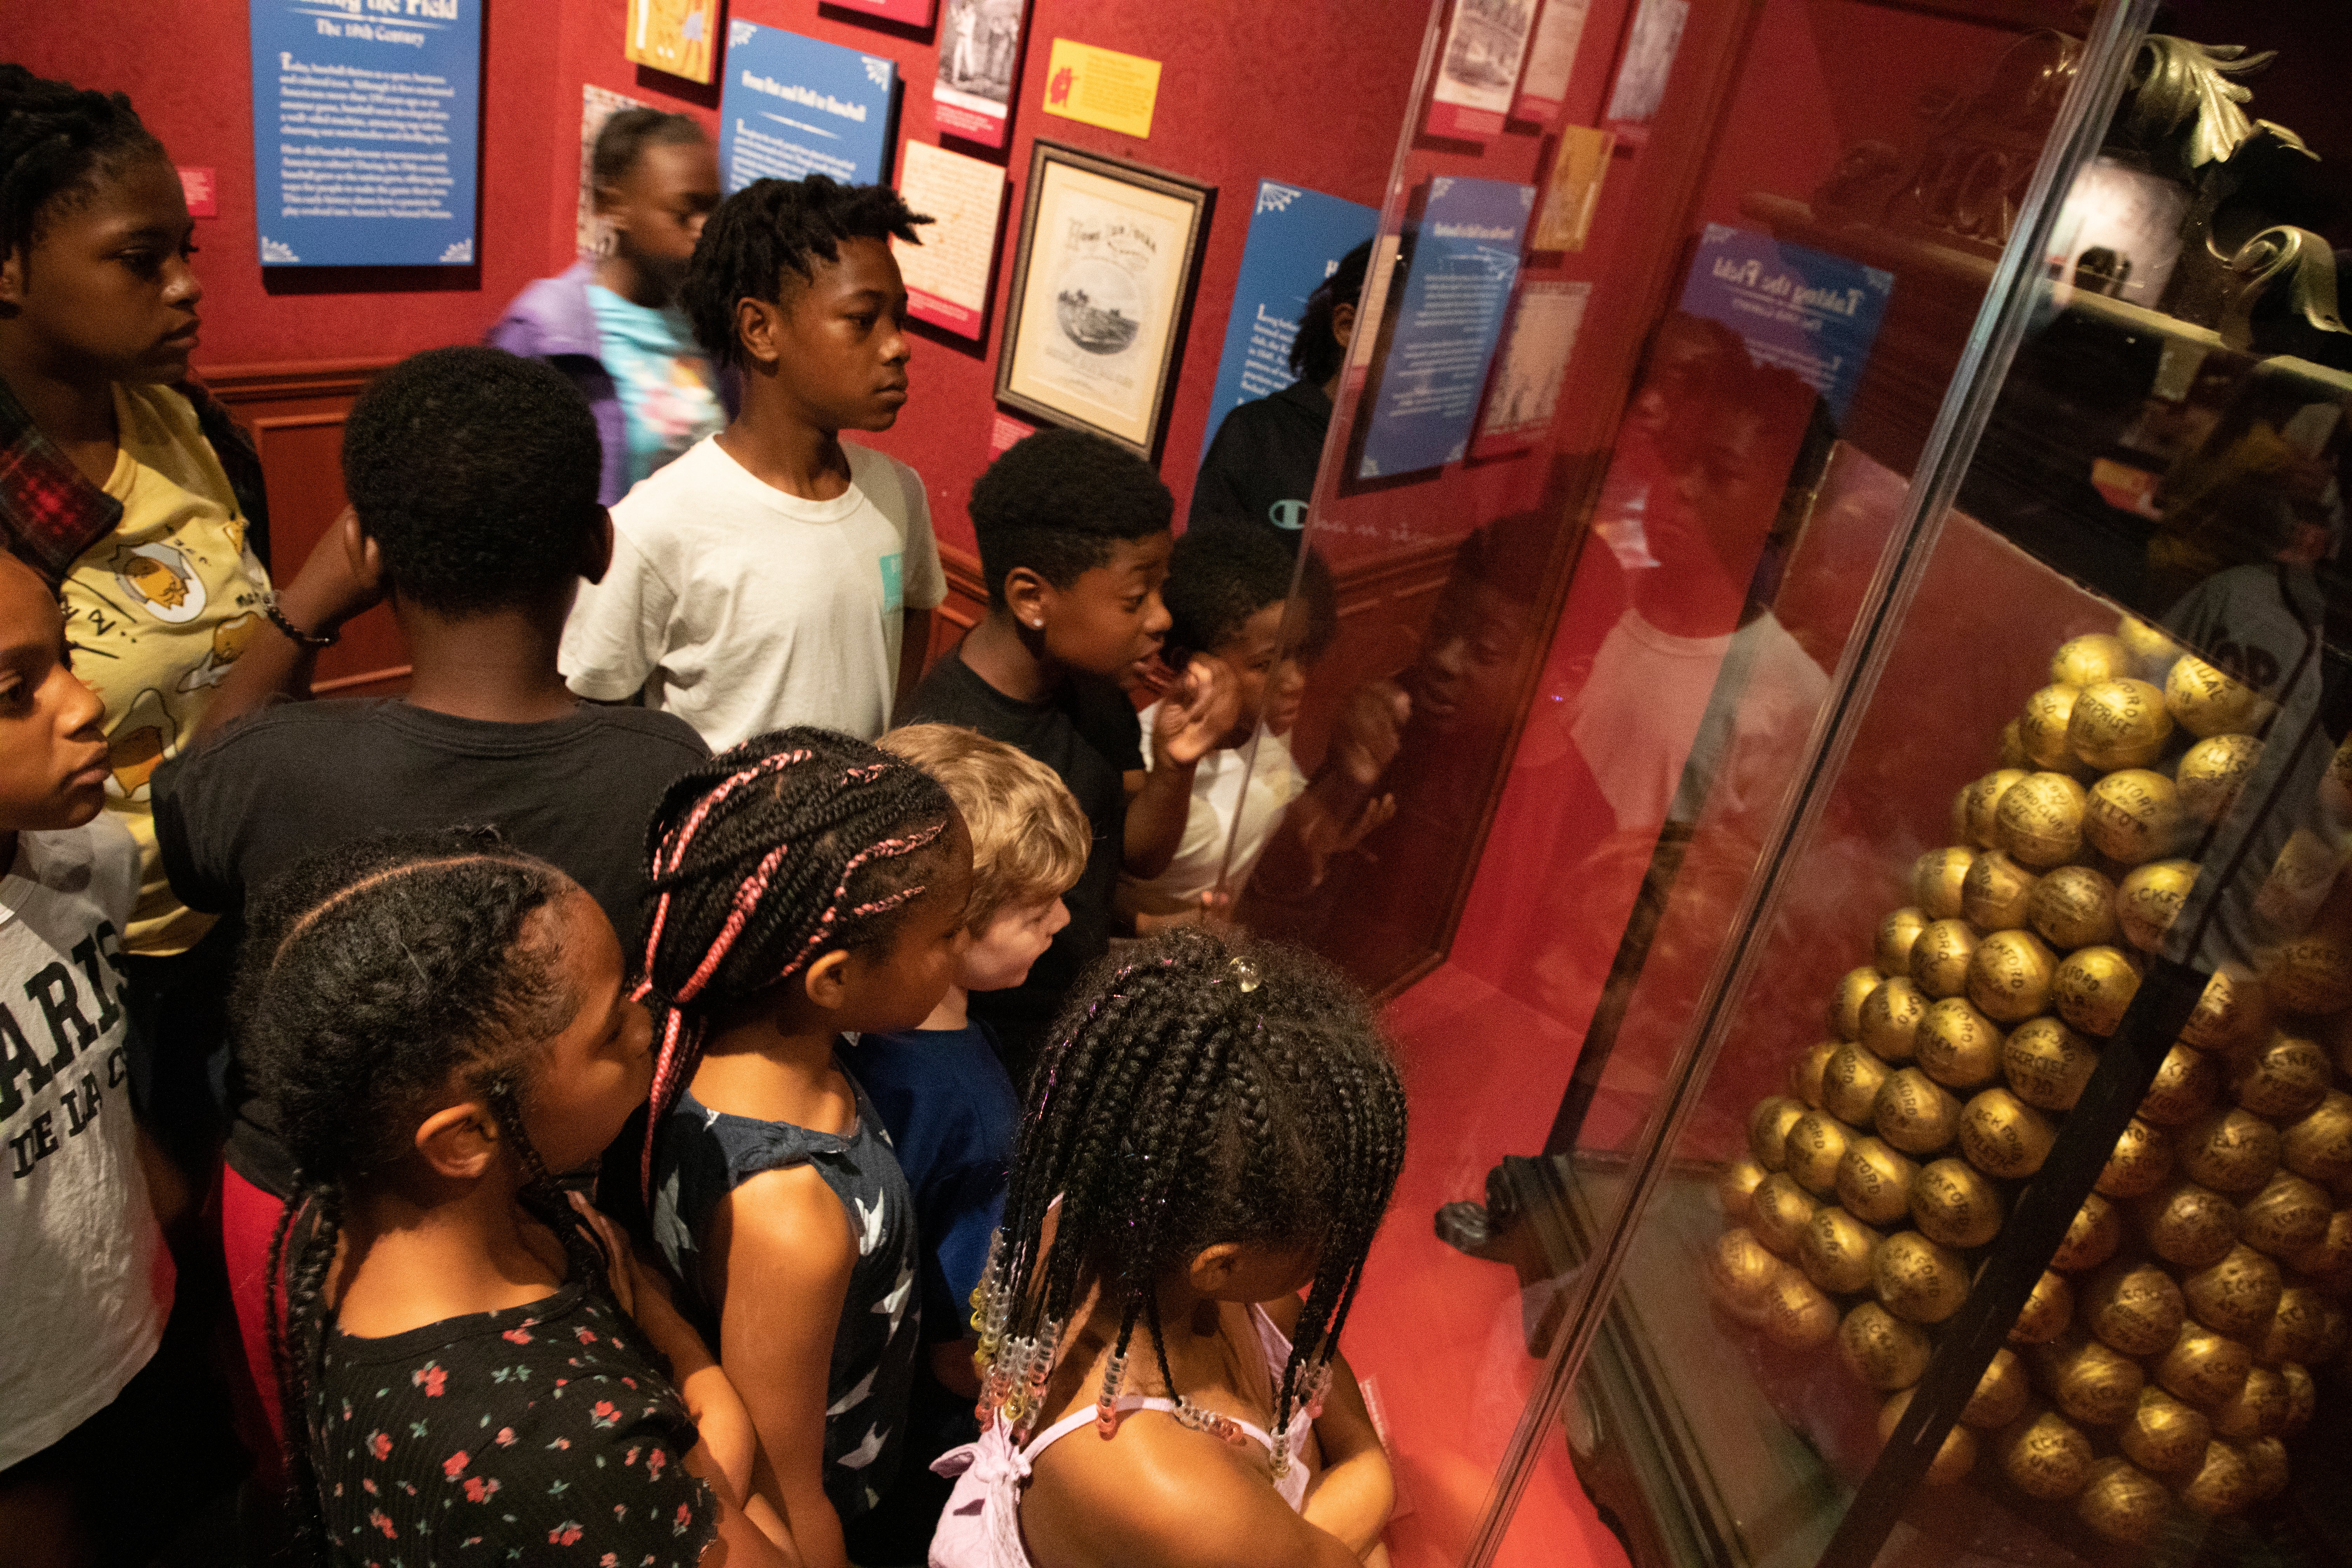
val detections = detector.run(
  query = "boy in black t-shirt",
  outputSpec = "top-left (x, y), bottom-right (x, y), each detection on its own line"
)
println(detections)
top-left (902, 428), bottom-right (1233, 1071)
top-left (152, 347), bottom-right (708, 1475)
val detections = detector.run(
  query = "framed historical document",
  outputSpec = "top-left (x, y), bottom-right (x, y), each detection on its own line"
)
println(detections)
top-left (996, 141), bottom-right (1216, 461)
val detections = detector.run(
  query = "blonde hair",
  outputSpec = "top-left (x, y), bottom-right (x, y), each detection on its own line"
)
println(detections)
top-left (879, 723), bottom-right (1090, 933)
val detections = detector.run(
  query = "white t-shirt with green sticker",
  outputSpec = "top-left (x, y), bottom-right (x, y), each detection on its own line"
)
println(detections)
top-left (561, 436), bottom-right (945, 748)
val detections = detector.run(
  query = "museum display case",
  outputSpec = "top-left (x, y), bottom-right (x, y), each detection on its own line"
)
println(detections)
top-left (1211, 0), bottom-right (2352, 1564)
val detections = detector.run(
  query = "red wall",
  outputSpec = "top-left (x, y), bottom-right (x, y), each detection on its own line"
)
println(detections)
top-left (9, 0), bottom-right (1429, 558)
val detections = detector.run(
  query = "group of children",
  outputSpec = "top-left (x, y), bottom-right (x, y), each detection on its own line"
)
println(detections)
top-left (1, 66), bottom-right (1407, 1568)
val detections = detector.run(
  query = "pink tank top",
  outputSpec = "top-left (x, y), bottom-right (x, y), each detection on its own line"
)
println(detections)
top-left (928, 1306), bottom-right (1313, 1568)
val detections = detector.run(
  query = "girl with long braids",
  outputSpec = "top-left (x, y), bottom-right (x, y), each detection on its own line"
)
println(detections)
top-left (243, 830), bottom-right (789, 1567)
top-left (634, 727), bottom-right (974, 1568)
top-left (933, 927), bottom-right (1407, 1568)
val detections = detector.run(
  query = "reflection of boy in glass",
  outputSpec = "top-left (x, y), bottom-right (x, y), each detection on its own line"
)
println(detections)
top-left (1190, 240), bottom-right (1373, 541)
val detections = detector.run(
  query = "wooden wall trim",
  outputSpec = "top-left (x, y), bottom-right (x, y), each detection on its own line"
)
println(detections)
top-left (197, 357), bottom-right (398, 406)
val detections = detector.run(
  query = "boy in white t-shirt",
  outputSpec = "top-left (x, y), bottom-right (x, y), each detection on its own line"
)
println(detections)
top-left (560, 175), bottom-right (946, 747)
top-left (0, 549), bottom-right (176, 1556)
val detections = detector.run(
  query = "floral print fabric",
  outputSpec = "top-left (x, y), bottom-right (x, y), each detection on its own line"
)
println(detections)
top-left (309, 1280), bottom-right (713, 1566)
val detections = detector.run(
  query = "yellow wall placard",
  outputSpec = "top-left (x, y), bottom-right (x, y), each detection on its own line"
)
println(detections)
top-left (1040, 38), bottom-right (1162, 138)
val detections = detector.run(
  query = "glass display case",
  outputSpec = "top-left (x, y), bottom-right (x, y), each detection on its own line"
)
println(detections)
top-left (1190, 0), bottom-right (2352, 1564)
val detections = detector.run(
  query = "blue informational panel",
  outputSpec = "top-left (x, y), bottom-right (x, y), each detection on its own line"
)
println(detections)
top-left (1197, 180), bottom-right (1378, 468)
top-left (1677, 223), bottom-right (1893, 424)
top-left (1356, 176), bottom-right (1534, 479)
top-left (248, 0), bottom-right (482, 267)
top-left (719, 20), bottom-right (898, 193)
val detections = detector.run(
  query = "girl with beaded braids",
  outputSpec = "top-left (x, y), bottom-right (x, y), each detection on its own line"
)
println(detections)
top-left (242, 830), bottom-right (789, 1567)
top-left (632, 727), bottom-right (975, 1568)
top-left (933, 927), bottom-right (1407, 1568)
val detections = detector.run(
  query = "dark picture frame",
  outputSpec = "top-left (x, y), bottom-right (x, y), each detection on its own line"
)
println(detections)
top-left (994, 140), bottom-right (1216, 462)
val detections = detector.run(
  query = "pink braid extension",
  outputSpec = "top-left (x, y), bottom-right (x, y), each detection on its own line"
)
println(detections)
top-left (638, 749), bottom-right (813, 983)
top-left (769, 818), bottom-right (947, 984)
top-left (639, 1006), bottom-right (706, 1197)
top-left (674, 841), bottom-right (791, 1001)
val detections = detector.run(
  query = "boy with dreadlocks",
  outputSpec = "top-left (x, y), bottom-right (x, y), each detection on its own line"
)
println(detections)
top-left (934, 927), bottom-right (1406, 1568)
top-left (240, 831), bottom-right (788, 1567)
top-left (632, 728), bottom-right (975, 1568)
top-left (561, 174), bottom-right (947, 747)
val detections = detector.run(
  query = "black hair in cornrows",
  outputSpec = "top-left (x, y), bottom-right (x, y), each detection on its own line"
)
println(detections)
top-left (0, 64), bottom-right (166, 259)
top-left (235, 829), bottom-right (600, 1558)
top-left (988, 927), bottom-right (1407, 1455)
top-left (591, 105), bottom-right (706, 191)
top-left (679, 174), bottom-right (931, 365)
top-left (635, 727), bottom-right (957, 1192)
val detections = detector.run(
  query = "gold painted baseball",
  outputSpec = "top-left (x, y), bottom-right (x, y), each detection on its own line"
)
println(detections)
top-left (1839, 1301), bottom-right (1932, 1391)
top-left (2052, 1191), bottom-right (2122, 1273)
top-left (1717, 1157), bottom-right (1768, 1224)
top-left (1823, 1043), bottom-right (1892, 1127)
top-left (2002, 1016), bottom-right (2097, 1111)
top-left (1748, 1173), bottom-right (1819, 1260)
top-left (1961, 769), bottom-right (2030, 850)
top-left (1875, 1388), bottom-right (1977, 1484)
top-left (2177, 1439), bottom-right (2256, 1517)
top-left (2054, 945), bottom-right (2141, 1036)
top-left (2117, 860), bottom-right (2197, 953)
top-left (2253, 1286), bottom-right (2328, 1367)
top-left (2010, 1270), bottom-right (2076, 1346)
top-left (2239, 1170), bottom-right (2332, 1259)
top-left (1787, 1040), bottom-right (1836, 1110)
top-left (2053, 632), bottom-right (2134, 689)
top-left (1706, 1237), bottom-right (1779, 1327)
top-left (1966, 930), bottom-right (2056, 1024)
top-left (2175, 733), bottom-right (2262, 824)
top-left (2231, 1033), bottom-right (2331, 1122)
top-left (1961, 850), bottom-right (2038, 933)
top-left (1875, 907), bottom-right (1932, 977)
top-left (2282, 1208), bottom-right (2352, 1291)
top-left (2069, 677), bottom-right (2173, 770)
top-left (1996, 771), bottom-right (2089, 868)
top-left (2139, 1181), bottom-right (2242, 1270)
top-left (1912, 1157), bottom-right (2004, 1250)
top-left (2019, 684), bottom-right (2081, 770)
top-left (2084, 769), bottom-right (2185, 868)
top-left (1912, 849), bottom-right (1974, 922)
top-left (1915, 998), bottom-right (2002, 1089)
top-left (1858, 978), bottom-right (1928, 1063)
top-left (2276, 1362), bottom-right (2315, 1436)
top-left (1783, 1111), bottom-right (1854, 1198)
top-left (2076, 1456), bottom-right (2170, 1545)
top-left (2119, 1385), bottom-right (2211, 1474)
top-left (2085, 1260), bottom-right (2186, 1356)
top-left (1909, 919), bottom-right (1979, 1000)
top-left (2032, 1329), bottom-right (2146, 1426)
top-left (1800, 1205), bottom-right (1883, 1295)
top-left (1874, 1068), bottom-right (1962, 1156)
top-left (2182, 1244), bottom-right (2283, 1338)
top-left (2180, 966), bottom-right (2268, 1051)
top-left (2240, 1435), bottom-right (2290, 1502)
top-left (2266, 930), bottom-right (2352, 1016)
top-left (2177, 1108), bottom-right (2283, 1194)
top-left (1961, 1087), bottom-right (2057, 1180)
top-left (1962, 1347), bottom-right (2030, 1429)
top-left (2138, 1042), bottom-right (2222, 1127)
top-left (1996, 1407), bottom-right (2093, 1499)
top-left (1759, 1266), bottom-right (1841, 1349)
top-left (2156, 1320), bottom-right (2254, 1408)
top-left (2207, 1366), bottom-right (2288, 1441)
top-left (1828, 964), bottom-right (1882, 1041)
top-left (2281, 1090), bottom-right (2352, 1185)
top-left (2094, 1117), bottom-right (2174, 1200)
top-left (2029, 865), bottom-right (2119, 951)
top-left (2254, 828), bottom-right (2342, 936)
top-left (1836, 1137), bottom-right (1920, 1228)
top-left (1749, 1095), bottom-right (1806, 1172)
top-left (2167, 654), bottom-right (2272, 739)
top-left (1872, 1229), bottom-right (1969, 1324)
top-left (2117, 615), bottom-right (2180, 680)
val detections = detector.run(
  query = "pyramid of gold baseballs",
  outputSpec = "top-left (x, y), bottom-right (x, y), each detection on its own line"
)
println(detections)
top-left (1706, 618), bottom-right (2352, 1546)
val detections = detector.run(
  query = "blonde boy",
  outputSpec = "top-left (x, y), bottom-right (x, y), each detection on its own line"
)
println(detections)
top-left (847, 723), bottom-right (1088, 1555)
